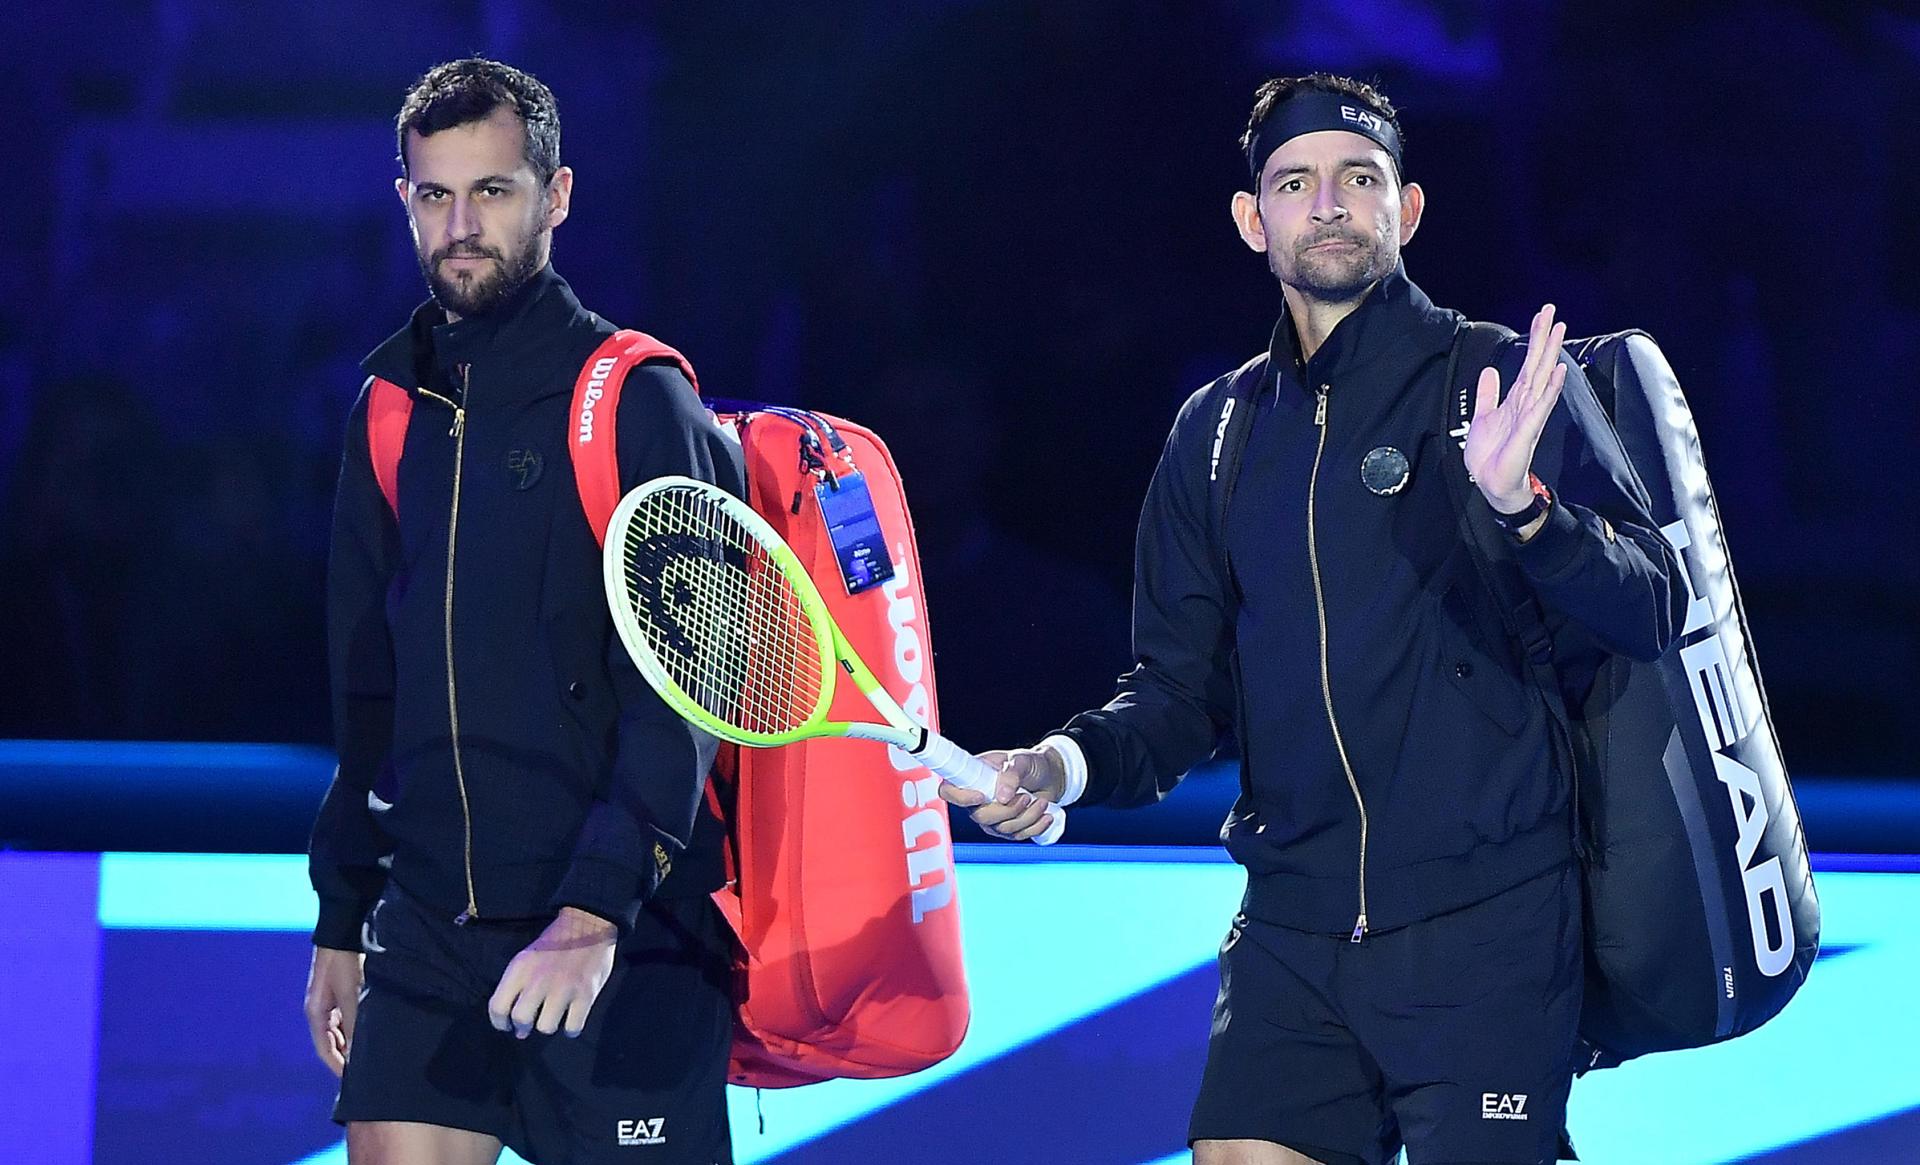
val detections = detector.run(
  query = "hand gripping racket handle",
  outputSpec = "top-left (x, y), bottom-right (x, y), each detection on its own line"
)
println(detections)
top-left (914, 731), bottom-right (1066, 846)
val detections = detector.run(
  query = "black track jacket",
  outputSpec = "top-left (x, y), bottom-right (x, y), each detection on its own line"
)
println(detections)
top-left (1058, 266), bottom-right (1688, 935)
top-left (309, 265), bottom-right (745, 950)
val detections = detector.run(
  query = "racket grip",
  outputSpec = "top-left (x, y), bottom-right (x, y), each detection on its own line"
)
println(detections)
top-left (914, 731), bottom-right (1066, 847)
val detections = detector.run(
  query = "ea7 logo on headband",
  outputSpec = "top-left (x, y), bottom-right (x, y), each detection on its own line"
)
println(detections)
top-left (1340, 105), bottom-right (1386, 134)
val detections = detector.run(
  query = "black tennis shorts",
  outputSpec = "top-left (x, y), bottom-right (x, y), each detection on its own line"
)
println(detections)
top-left (334, 883), bottom-right (734, 1164)
top-left (1188, 864), bottom-right (1582, 1165)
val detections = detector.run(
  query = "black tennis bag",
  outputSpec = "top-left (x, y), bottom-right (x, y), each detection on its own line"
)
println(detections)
top-left (1443, 323), bottom-right (1820, 1069)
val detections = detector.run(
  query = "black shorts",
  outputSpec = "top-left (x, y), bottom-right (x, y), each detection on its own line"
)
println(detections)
top-left (335, 884), bottom-right (734, 1164)
top-left (1189, 865), bottom-right (1582, 1165)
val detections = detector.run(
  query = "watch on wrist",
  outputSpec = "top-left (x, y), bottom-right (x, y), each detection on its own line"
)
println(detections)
top-left (1490, 474), bottom-right (1552, 533)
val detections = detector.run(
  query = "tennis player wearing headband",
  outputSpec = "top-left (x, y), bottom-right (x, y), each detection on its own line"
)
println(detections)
top-left (945, 74), bottom-right (1685, 1164)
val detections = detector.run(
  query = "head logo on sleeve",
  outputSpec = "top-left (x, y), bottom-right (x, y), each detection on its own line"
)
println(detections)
top-left (1210, 397), bottom-right (1237, 482)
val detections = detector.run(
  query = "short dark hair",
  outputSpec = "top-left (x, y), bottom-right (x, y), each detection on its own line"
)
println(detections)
top-left (1239, 72), bottom-right (1403, 167)
top-left (396, 58), bottom-right (562, 186)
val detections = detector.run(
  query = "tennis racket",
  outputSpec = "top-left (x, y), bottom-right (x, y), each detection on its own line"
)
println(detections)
top-left (602, 474), bottom-right (1066, 845)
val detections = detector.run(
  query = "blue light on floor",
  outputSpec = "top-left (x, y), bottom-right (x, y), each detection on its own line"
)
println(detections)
top-left (98, 852), bottom-right (318, 930)
top-left (14, 852), bottom-right (1913, 1164)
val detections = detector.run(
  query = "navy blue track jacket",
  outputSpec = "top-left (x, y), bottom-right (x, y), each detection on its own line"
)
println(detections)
top-left (1058, 266), bottom-right (1689, 936)
top-left (309, 265), bottom-right (746, 950)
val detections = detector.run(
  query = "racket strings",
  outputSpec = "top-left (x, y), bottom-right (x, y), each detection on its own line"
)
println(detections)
top-left (626, 493), bottom-right (770, 727)
top-left (618, 487), bottom-right (824, 735)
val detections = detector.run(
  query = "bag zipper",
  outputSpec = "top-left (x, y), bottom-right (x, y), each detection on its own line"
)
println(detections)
top-left (1309, 383), bottom-right (1371, 943)
top-left (418, 367), bottom-right (479, 925)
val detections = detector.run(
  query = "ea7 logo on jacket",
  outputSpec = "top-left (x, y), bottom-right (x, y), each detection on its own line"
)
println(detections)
top-left (505, 448), bottom-right (544, 490)
top-left (616, 1117), bottom-right (666, 1146)
top-left (1481, 1093), bottom-right (1529, 1120)
top-left (577, 355), bottom-right (621, 444)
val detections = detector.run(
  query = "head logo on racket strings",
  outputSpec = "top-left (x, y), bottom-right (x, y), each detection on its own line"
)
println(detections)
top-left (603, 475), bottom-right (1066, 844)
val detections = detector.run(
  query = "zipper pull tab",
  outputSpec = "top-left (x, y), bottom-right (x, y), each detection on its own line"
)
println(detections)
top-left (454, 908), bottom-right (472, 926)
top-left (1349, 912), bottom-right (1368, 943)
top-left (1315, 385), bottom-right (1329, 427)
top-left (450, 362), bottom-right (471, 435)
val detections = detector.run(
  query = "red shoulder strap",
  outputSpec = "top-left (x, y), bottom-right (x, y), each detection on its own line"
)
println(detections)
top-left (365, 376), bottom-right (414, 520)
top-left (571, 329), bottom-right (701, 547)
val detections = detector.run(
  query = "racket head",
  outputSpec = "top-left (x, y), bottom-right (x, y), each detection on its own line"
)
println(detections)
top-left (603, 475), bottom-right (839, 747)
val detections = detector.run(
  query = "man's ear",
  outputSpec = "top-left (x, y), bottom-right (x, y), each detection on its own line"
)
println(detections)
top-left (1398, 181), bottom-right (1425, 246)
top-left (1231, 190), bottom-right (1268, 254)
top-left (394, 176), bottom-right (410, 209)
top-left (545, 167), bottom-right (575, 229)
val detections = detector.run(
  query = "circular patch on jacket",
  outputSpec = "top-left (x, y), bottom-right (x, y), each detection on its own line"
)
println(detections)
top-left (1360, 446), bottom-right (1411, 496)
top-left (505, 448), bottom-right (544, 491)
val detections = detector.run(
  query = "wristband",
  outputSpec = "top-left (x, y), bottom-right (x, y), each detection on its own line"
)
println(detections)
top-left (1490, 474), bottom-right (1552, 534)
top-left (1036, 735), bottom-right (1087, 807)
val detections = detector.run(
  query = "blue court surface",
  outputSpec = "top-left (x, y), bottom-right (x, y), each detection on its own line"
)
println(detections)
top-left (1, 847), bottom-right (1915, 1165)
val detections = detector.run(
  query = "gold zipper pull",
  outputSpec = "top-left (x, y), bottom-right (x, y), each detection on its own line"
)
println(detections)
top-left (449, 407), bottom-right (466, 439)
top-left (1350, 912), bottom-right (1368, 943)
top-left (1315, 384), bottom-right (1329, 426)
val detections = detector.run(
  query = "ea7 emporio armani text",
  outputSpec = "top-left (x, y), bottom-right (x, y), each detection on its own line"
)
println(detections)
top-left (616, 1117), bottom-right (666, 1146)
top-left (1481, 1093), bottom-right (1530, 1121)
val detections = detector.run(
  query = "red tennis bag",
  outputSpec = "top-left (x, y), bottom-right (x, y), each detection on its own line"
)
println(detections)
top-left (705, 403), bottom-right (971, 1087)
top-left (365, 330), bottom-right (970, 1088)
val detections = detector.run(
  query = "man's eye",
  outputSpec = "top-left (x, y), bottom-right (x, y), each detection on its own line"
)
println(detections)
top-left (482, 186), bottom-right (505, 197)
top-left (1280, 179), bottom-right (1303, 193)
top-left (1352, 174), bottom-right (1374, 186)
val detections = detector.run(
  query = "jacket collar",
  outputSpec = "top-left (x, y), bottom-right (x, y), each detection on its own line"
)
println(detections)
top-left (360, 263), bottom-right (585, 397)
top-left (1265, 262), bottom-right (1460, 405)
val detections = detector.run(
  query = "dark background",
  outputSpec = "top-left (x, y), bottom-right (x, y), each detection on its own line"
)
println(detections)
top-left (2, 0), bottom-right (1915, 779)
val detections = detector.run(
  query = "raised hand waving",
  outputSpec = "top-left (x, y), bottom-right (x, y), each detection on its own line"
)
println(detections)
top-left (1464, 303), bottom-right (1567, 515)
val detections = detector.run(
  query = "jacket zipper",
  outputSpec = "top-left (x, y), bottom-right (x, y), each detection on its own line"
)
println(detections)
top-left (1308, 383), bottom-right (1371, 943)
top-left (419, 369), bottom-right (478, 924)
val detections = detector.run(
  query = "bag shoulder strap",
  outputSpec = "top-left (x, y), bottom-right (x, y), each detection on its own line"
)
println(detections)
top-left (1438, 320), bottom-right (1539, 656)
top-left (1441, 320), bottom-right (1517, 446)
top-left (365, 375), bottom-right (415, 520)
top-left (571, 328), bottom-right (701, 548)
top-left (1204, 352), bottom-right (1271, 585)
top-left (360, 330), bottom-right (700, 545)
top-left (1439, 321), bottom-right (1591, 856)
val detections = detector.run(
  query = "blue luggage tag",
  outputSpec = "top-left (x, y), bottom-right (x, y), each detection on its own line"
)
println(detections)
top-left (815, 471), bottom-right (896, 594)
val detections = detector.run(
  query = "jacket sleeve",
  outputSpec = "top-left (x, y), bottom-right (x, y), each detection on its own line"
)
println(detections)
top-left (1507, 349), bottom-right (1688, 662)
top-left (310, 381), bottom-right (399, 950)
top-left (1055, 384), bottom-right (1237, 808)
top-left (548, 362), bottom-right (745, 933)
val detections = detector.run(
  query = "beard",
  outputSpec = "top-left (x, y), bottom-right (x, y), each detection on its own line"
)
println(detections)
top-left (418, 217), bottom-right (546, 319)
top-left (1270, 222), bottom-right (1397, 304)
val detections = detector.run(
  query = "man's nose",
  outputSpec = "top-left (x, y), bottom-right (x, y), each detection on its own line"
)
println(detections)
top-left (1310, 189), bottom-right (1349, 224)
top-left (446, 195), bottom-right (481, 241)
